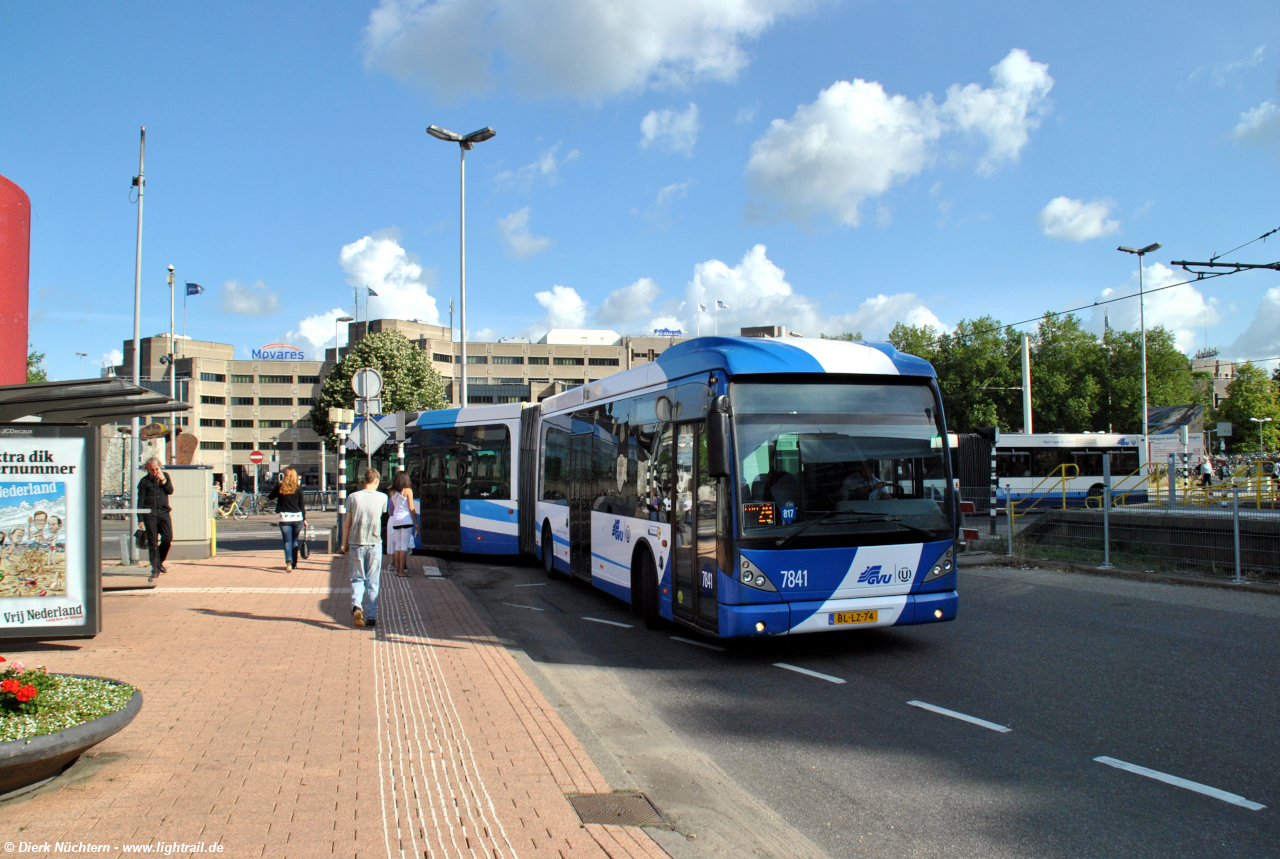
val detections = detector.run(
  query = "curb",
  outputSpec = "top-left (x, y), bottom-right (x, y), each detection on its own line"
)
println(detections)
top-left (965, 551), bottom-right (1280, 595)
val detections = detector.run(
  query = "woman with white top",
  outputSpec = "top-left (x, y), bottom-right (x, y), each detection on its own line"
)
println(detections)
top-left (387, 470), bottom-right (419, 577)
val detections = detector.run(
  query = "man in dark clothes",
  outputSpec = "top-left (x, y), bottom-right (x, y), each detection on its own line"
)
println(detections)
top-left (137, 456), bottom-right (174, 575)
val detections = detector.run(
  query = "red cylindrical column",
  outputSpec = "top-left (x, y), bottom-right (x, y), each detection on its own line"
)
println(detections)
top-left (0, 174), bottom-right (31, 385)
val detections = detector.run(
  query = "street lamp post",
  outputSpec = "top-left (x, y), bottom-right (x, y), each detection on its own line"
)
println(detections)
top-left (167, 265), bottom-right (176, 465)
top-left (334, 315), bottom-right (354, 361)
top-left (1251, 416), bottom-right (1272, 453)
top-left (1118, 243), bottom-right (1162, 456)
top-left (75, 352), bottom-right (87, 376)
top-left (427, 124), bottom-right (496, 407)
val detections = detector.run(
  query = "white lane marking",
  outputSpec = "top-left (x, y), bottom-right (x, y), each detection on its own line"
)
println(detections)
top-left (775, 663), bottom-right (846, 684)
top-left (149, 587), bottom-right (351, 594)
top-left (1093, 756), bottom-right (1266, 811)
top-left (583, 616), bottom-right (633, 628)
top-left (907, 700), bottom-right (1011, 733)
top-left (671, 635), bottom-right (727, 652)
top-left (501, 602), bottom-right (546, 611)
top-left (514, 582), bottom-right (547, 588)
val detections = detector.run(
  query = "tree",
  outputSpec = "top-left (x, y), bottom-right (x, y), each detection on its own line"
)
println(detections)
top-left (309, 331), bottom-right (448, 448)
top-left (26, 345), bottom-right (46, 383)
top-left (820, 331), bottom-right (864, 341)
top-left (1029, 313), bottom-right (1104, 433)
top-left (1215, 363), bottom-right (1278, 452)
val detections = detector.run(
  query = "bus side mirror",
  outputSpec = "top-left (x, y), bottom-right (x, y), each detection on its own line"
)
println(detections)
top-left (706, 410), bottom-right (731, 478)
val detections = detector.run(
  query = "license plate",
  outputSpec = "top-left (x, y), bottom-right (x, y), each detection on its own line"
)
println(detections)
top-left (829, 610), bottom-right (878, 625)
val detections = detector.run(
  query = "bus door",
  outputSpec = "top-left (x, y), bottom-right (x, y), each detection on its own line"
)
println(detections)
top-left (422, 446), bottom-right (461, 549)
top-left (671, 423), bottom-right (720, 632)
top-left (569, 431), bottom-right (593, 580)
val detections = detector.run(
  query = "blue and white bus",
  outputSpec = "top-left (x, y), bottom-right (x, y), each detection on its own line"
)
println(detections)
top-left (517, 336), bottom-right (958, 638)
top-left (994, 432), bottom-right (1149, 509)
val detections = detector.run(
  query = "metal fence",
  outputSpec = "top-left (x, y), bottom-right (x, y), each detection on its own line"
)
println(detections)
top-left (976, 463), bottom-right (1280, 583)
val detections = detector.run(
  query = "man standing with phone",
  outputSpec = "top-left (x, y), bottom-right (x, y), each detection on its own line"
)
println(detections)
top-left (137, 456), bottom-right (174, 576)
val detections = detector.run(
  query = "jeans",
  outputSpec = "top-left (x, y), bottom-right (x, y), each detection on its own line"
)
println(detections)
top-left (279, 520), bottom-right (304, 566)
top-left (143, 513), bottom-right (172, 570)
top-left (350, 543), bottom-right (382, 621)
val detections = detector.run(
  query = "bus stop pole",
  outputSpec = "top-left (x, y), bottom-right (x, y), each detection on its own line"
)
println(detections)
top-left (336, 426), bottom-right (348, 542)
top-left (1100, 454), bottom-right (1112, 569)
top-left (1167, 453), bottom-right (1176, 509)
top-left (1005, 484), bottom-right (1014, 557)
top-left (1232, 484), bottom-right (1242, 584)
top-left (989, 444), bottom-right (998, 535)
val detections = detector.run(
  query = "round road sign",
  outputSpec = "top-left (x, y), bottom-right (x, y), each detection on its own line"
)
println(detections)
top-left (249, 450), bottom-right (264, 464)
top-left (352, 367), bottom-right (383, 399)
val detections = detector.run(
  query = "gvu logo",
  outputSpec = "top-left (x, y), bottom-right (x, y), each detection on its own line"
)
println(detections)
top-left (857, 565), bottom-right (894, 585)
top-left (611, 519), bottom-right (625, 542)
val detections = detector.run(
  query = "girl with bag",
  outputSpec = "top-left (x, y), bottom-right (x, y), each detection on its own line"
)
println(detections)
top-left (268, 466), bottom-right (307, 572)
top-left (387, 470), bottom-right (419, 577)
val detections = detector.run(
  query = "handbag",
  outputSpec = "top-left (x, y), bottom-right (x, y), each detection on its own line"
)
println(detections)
top-left (279, 511), bottom-right (303, 523)
top-left (133, 527), bottom-right (147, 549)
top-left (299, 525), bottom-right (310, 559)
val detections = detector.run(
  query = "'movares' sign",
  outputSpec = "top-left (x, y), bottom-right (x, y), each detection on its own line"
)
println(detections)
top-left (251, 343), bottom-right (305, 360)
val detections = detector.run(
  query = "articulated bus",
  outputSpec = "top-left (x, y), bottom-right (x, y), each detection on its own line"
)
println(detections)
top-left (994, 432), bottom-right (1150, 508)
top-left (522, 336), bottom-right (957, 638)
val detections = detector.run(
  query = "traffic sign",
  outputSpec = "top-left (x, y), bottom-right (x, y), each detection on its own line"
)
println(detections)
top-left (351, 419), bottom-right (390, 456)
top-left (352, 367), bottom-right (383, 399)
top-left (249, 450), bottom-right (264, 464)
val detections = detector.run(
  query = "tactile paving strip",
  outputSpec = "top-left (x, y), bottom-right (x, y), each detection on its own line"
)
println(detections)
top-left (568, 793), bottom-right (667, 827)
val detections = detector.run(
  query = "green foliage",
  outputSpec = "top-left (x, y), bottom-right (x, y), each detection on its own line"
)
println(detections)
top-left (26, 345), bottom-right (46, 383)
top-left (820, 331), bottom-right (864, 341)
top-left (309, 331), bottom-right (448, 448)
top-left (1215, 363), bottom-right (1278, 452)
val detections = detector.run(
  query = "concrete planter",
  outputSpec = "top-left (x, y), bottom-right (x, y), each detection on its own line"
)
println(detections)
top-left (0, 677), bottom-right (142, 797)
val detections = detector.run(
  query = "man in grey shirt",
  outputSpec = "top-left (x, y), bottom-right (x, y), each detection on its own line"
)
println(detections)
top-left (342, 468), bottom-right (386, 628)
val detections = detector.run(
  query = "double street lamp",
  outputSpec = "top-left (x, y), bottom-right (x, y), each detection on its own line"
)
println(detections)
top-left (427, 124), bottom-right (496, 407)
top-left (1251, 416), bottom-right (1272, 453)
top-left (1117, 242), bottom-right (1162, 451)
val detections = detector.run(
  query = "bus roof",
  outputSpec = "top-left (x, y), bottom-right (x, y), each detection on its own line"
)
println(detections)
top-left (408, 402), bottom-right (524, 431)
top-left (540, 335), bottom-right (934, 413)
top-left (996, 432), bottom-right (1143, 448)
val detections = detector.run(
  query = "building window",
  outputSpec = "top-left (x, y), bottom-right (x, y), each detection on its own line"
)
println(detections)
top-left (466, 355), bottom-right (488, 364)
top-left (433, 353), bottom-right (453, 363)
top-left (230, 419), bottom-right (254, 428)
top-left (529, 378), bottom-right (549, 385)
top-left (199, 441), bottom-right (225, 451)
top-left (467, 395), bottom-right (495, 404)
top-left (296, 441), bottom-right (321, 451)
top-left (563, 379), bottom-right (584, 387)
top-left (199, 372), bottom-right (226, 383)
top-left (495, 377), bottom-right (524, 384)
top-left (230, 374), bottom-right (253, 384)
top-left (528, 356), bottom-right (549, 365)
top-left (497, 396), bottom-right (524, 404)
top-left (199, 418), bottom-right (226, 428)
top-left (258, 397), bottom-right (293, 407)
top-left (588, 357), bottom-right (619, 367)
top-left (200, 395), bottom-right (225, 405)
top-left (296, 418), bottom-right (312, 429)
top-left (231, 397), bottom-right (255, 406)
top-left (492, 355), bottom-right (524, 365)
top-left (259, 419), bottom-right (290, 428)
top-left (259, 374), bottom-right (292, 384)
top-left (274, 442), bottom-right (294, 451)
top-left (296, 397), bottom-right (314, 406)
top-left (230, 442), bottom-right (255, 451)
top-left (297, 375), bottom-right (320, 384)
top-left (553, 357), bottom-right (584, 366)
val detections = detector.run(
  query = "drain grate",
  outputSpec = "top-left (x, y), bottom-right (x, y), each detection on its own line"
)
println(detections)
top-left (568, 792), bottom-right (666, 827)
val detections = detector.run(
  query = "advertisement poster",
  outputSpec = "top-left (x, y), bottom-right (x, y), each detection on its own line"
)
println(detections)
top-left (0, 427), bottom-right (98, 638)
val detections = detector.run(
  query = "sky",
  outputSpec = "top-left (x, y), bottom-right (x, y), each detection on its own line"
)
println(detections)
top-left (2, 1), bottom-right (1279, 382)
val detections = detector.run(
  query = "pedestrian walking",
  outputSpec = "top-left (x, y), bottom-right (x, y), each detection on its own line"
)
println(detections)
top-left (137, 457), bottom-right (174, 576)
top-left (267, 466), bottom-right (307, 572)
top-left (341, 467), bottom-right (385, 628)
top-left (387, 470), bottom-right (419, 577)
top-left (1198, 457), bottom-right (1213, 487)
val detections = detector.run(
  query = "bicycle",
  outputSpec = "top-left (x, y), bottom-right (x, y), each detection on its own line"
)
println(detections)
top-left (216, 493), bottom-right (250, 520)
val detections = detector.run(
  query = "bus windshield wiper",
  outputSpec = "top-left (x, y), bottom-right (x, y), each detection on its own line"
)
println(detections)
top-left (774, 511), bottom-right (936, 547)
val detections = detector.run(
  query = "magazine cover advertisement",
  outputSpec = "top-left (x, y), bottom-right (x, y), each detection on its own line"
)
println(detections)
top-left (0, 426), bottom-right (100, 639)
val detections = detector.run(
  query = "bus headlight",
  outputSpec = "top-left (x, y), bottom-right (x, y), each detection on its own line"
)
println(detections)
top-left (737, 555), bottom-right (778, 592)
top-left (924, 549), bottom-right (955, 582)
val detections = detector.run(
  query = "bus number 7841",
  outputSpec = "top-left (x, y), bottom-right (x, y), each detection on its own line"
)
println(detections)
top-left (781, 570), bottom-right (808, 588)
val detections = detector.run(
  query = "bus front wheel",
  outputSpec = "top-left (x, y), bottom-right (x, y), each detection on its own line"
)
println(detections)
top-left (635, 549), bottom-right (663, 630)
top-left (542, 522), bottom-right (562, 579)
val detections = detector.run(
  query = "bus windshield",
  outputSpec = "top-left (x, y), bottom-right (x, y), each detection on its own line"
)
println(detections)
top-left (733, 381), bottom-right (953, 541)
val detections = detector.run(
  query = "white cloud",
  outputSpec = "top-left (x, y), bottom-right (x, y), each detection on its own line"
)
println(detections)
top-left (596, 277), bottom-right (662, 328)
top-left (494, 144), bottom-right (579, 192)
top-left (1229, 287), bottom-right (1280, 359)
top-left (1192, 45), bottom-right (1267, 87)
top-left (363, 0), bottom-right (806, 101)
top-left (498, 207), bottom-right (554, 258)
top-left (286, 308), bottom-right (349, 353)
top-left (103, 348), bottom-right (123, 370)
top-left (339, 232), bottom-right (440, 324)
top-left (640, 103), bottom-right (700, 155)
top-left (220, 280), bottom-right (280, 316)
top-left (1038, 196), bottom-right (1120, 241)
top-left (640, 180), bottom-right (693, 227)
top-left (1089, 263), bottom-right (1221, 354)
top-left (735, 103), bottom-right (758, 124)
top-left (1230, 100), bottom-right (1280, 145)
top-left (746, 49), bottom-right (1052, 226)
top-left (526, 284), bottom-right (589, 340)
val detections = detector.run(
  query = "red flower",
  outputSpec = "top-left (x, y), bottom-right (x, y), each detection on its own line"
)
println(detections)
top-left (15, 685), bottom-right (37, 703)
top-left (0, 656), bottom-right (6, 663)
top-left (0, 679), bottom-right (18, 694)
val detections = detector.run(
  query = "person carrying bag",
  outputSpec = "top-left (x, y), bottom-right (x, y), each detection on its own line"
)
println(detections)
top-left (267, 466), bottom-right (307, 572)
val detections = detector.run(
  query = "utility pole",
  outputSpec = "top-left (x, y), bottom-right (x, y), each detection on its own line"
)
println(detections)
top-left (167, 265), bottom-right (176, 465)
top-left (1020, 333), bottom-right (1033, 435)
top-left (129, 127), bottom-right (146, 563)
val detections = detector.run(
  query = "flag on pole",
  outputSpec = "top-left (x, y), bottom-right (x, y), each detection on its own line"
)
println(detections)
top-left (697, 302), bottom-right (707, 312)
top-left (716, 299), bottom-right (729, 309)
top-left (367, 287), bottom-right (379, 297)
top-left (185, 283), bottom-right (204, 296)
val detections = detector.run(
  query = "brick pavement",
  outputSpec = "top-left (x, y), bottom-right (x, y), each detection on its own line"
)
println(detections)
top-left (0, 548), bottom-right (667, 859)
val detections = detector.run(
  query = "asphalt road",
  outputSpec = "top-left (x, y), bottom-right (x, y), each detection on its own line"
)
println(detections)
top-left (447, 556), bottom-right (1280, 858)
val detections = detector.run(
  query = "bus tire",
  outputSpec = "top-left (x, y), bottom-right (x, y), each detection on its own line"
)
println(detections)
top-left (636, 549), bottom-right (663, 630)
top-left (542, 522), bottom-right (562, 579)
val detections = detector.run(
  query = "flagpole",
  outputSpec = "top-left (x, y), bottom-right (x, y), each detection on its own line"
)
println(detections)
top-left (714, 299), bottom-right (718, 337)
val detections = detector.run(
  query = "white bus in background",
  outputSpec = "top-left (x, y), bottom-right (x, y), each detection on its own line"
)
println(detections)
top-left (995, 433), bottom-right (1150, 508)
